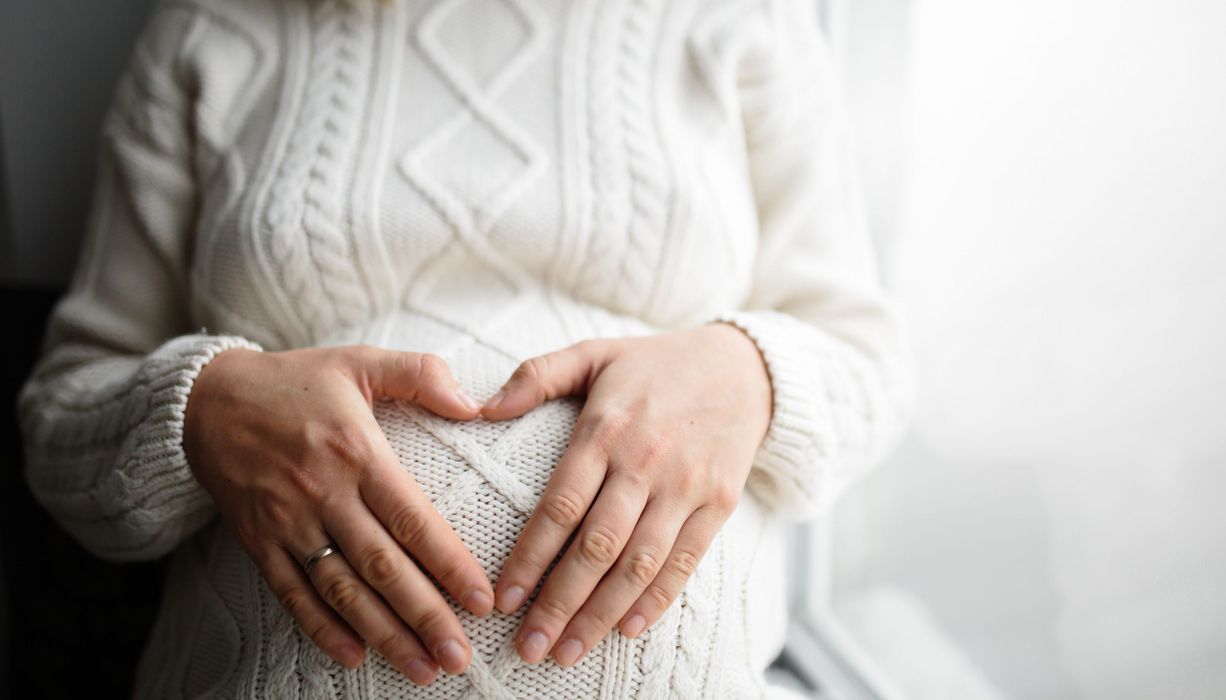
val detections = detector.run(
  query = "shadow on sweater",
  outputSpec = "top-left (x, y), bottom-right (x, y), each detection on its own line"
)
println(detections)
top-left (1, 285), bottom-right (165, 698)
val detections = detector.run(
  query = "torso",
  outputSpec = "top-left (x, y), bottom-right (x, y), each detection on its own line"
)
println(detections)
top-left (132, 0), bottom-right (790, 696)
top-left (181, 0), bottom-right (762, 351)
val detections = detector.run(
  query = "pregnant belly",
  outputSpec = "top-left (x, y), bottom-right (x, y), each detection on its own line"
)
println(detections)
top-left (371, 389), bottom-right (582, 583)
top-left (367, 348), bottom-right (632, 696)
top-left (167, 304), bottom-right (771, 698)
top-left (303, 304), bottom-right (746, 696)
top-left (367, 385), bottom-right (781, 699)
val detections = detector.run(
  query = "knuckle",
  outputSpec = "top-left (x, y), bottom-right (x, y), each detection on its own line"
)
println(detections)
top-left (288, 467), bottom-right (328, 507)
top-left (410, 604), bottom-right (450, 639)
top-left (643, 583), bottom-right (673, 610)
top-left (637, 432), bottom-right (671, 466)
top-left (578, 527), bottom-right (620, 567)
top-left (357, 546), bottom-right (402, 588)
top-left (515, 356), bottom-right (550, 385)
top-left (710, 483), bottom-right (742, 513)
top-left (610, 466), bottom-right (650, 493)
top-left (416, 353), bottom-right (448, 385)
top-left (388, 351), bottom-right (415, 381)
top-left (587, 407), bottom-right (632, 448)
top-left (625, 549), bottom-right (661, 587)
top-left (570, 610), bottom-right (612, 638)
top-left (431, 555), bottom-right (468, 590)
top-left (345, 344), bottom-right (382, 372)
top-left (534, 595), bottom-right (573, 622)
top-left (257, 493), bottom-right (298, 532)
top-left (387, 503), bottom-right (432, 548)
top-left (278, 587), bottom-right (313, 621)
top-left (304, 617), bottom-right (332, 646)
top-left (511, 548), bottom-right (548, 575)
top-left (322, 423), bottom-right (375, 467)
top-left (587, 607), bottom-right (619, 632)
top-left (670, 549), bottom-right (701, 579)
top-left (541, 490), bottom-right (586, 529)
top-left (232, 521), bottom-right (260, 548)
top-left (346, 344), bottom-right (378, 364)
top-left (374, 629), bottom-right (409, 657)
top-left (245, 539), bottom-right (273, 567)
top-left (321, 575), bottom-right (362, 613)
top-left (670, 462), bottom-right (698, 493)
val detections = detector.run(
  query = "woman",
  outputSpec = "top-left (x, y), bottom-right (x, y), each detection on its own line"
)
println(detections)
top-left (17, 0), bottom-right (912, 697)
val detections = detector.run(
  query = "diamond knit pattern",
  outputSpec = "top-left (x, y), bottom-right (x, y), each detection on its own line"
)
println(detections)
top-left (400, 0), bottom-right (547, 299)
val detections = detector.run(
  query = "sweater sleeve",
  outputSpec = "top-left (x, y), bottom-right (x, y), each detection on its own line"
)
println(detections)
top-left (710, 0), bottom-right (914, 518)
top-left (16, 6), bottom-right (263, 562)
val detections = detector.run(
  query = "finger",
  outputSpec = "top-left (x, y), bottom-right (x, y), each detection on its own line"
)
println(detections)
top-left (324, 495), bottom-right (474, 676)
top-left (482, 340), bottom-right (617, 420)
top-left (549, 501), bottom-right (685, 667)
top-left (257, 545), bottom-right (365, 669)
top-left (359, 442), bottom-right (494, 617)
top-left (302, 540), bottom-right (440, 685)
top-left (514, 472), bottom-right (648, 664)
top-left (618, 506), bottom-right (725, 639)
top-left (353, 345), bottom-right (481, 419)
top-left (493, 431), bottom-right (609, 614)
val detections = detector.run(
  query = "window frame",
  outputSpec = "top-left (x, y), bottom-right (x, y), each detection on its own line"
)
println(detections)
top-left (773, 3), bottom-right (907, 698)
top-left (778, 521), bottom-right (904, 700)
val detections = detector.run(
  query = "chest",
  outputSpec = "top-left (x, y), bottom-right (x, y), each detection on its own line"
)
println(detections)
top-left (189, 0), bottom-right (760, 349)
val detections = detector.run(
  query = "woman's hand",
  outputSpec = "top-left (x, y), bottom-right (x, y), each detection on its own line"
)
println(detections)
top-left (481, 323), bottom-right (773, 667)
top-left (183, 345), bottom-right (494, 685)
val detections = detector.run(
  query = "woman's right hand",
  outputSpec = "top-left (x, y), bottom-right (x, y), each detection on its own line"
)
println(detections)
top-left (183, 344), bottom-right (493, 686)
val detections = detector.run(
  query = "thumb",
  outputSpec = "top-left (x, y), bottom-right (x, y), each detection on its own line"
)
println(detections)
top-left (362, 347), bottom-right (482, 420)
top-left (481, 340), bottom-right (612, 421)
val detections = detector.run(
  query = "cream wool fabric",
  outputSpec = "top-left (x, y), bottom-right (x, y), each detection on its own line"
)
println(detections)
top-left (17, 0), bottom-right (913, 697)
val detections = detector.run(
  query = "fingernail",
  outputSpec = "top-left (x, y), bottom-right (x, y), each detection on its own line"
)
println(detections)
top-left (499, 585), bottom-right (526, 613)
top-left (407, 656), bottom-right (437, 685)
top-left (485, 389), bottom-right (507, 411)
top-left (463, 589), bottom-right (493, 615)
top-left (622, 614), bottom-right (646, 638)
top-left (520, 631), bottom-right (549, 664)
top-left (436, 639), bottom-right (468, 674)
top-left (554, 638), bottom-right (583, 667)
top-left (455, 389), bottom-right (482, 412)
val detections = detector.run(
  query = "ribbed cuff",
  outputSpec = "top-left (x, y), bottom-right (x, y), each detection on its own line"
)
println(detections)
top-left (709, 310), bottom-right (836, 514)
top-left (121, 333), bottom-right (264, 546)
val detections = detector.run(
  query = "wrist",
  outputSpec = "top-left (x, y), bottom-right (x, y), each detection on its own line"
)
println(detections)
top-left (183, 346), bottom-right (260, 475)
top-left (702, 321), bottom-right (774, 431)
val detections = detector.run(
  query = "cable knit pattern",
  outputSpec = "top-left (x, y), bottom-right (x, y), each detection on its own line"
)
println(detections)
top-left (610, 0), bottom-right (672, 316)
top-left (262, 0), bottom-right (376, 341)
top-left (574, 0), bottom-right (630, 304)
top-left (18, 0), bottom-right (912, 697)
top-left (20, 333), bottom-right (263, 560)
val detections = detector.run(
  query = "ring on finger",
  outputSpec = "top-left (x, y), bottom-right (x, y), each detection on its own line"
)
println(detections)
top-left (304, 542), bottom-right (342, 576)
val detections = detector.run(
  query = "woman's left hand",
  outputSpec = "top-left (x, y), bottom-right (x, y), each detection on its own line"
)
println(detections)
top-left (480, 322), bottom-right (773, 667)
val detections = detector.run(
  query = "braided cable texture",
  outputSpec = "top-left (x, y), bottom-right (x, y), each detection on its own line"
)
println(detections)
top-left (262, 0), bottom-right (375, 341)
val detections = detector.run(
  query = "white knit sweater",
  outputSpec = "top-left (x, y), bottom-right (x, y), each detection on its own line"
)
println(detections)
top-left (17, 0), bottom-right (912, 697)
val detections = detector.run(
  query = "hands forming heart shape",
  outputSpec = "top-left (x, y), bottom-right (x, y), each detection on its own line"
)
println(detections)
top-left (184, 322), bottom-right (771, 685)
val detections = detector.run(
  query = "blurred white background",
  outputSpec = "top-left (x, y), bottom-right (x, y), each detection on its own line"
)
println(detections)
top-left (2, 1), bottom-right (1225, 698)
top-left (824, 0), bottom-right (1226, 698)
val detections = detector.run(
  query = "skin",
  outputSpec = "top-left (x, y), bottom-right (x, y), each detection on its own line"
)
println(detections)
top-left (184, 345), bottom-right (495, 685)
top-left (481, 323), bottom-right (771, 667)
top-left (184, 323), bottom-right (771, 682)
